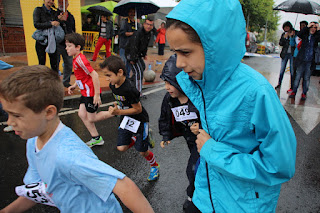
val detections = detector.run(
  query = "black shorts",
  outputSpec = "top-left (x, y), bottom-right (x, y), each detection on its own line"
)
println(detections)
top-left (117, 122), bottom-right (149, 152)
top-left (80, 96), bottom-right (98, 113)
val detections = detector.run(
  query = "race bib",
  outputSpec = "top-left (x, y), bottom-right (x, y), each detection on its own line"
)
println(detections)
top-left (171, 105), bottom-right (198, 122)
top-left (119, 116), bottom-right (141, 133)
top-left (76, 80), bottom-right (84, 90)
top-left (15, 182), bottom-right (56, 207)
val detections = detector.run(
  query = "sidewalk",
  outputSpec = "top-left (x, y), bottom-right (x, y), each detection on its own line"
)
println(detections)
top-left (0, 47), bottom-right (172, 99)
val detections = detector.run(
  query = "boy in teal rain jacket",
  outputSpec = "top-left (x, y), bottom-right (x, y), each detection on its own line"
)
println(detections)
top-left (166, 0), bottom-right (297, 212)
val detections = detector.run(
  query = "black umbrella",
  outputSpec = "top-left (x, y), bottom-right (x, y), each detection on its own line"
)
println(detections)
top-left (273, 0), bottom-right (320, 15)
top-left (88, 5), bottom-right (113, 16)
top-left (113, 0), bottom-right (159, 17)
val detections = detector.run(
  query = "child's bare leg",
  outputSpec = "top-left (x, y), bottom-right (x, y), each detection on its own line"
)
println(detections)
top-left (117, 145), bottom-right (130, 152)
top-left (78, 104), bottom-right (99, 137)
top-left (87, 110), bottom-right (113, 123)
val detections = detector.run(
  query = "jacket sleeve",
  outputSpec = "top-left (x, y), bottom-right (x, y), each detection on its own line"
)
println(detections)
top-left (297, 26), bottom-right (309, 40)
top-left (158, 93), bottom-right (174, 142)
top-left (33, 7), bottom-right (53, 30)
top-left (119, 19), bottom-right (127, 37)
top-left (279, 33), bottom-right (287, 46)
top-left (127, 31), bottom-right (140, 62)
top-left (200, 85), bottom-right (296, 186)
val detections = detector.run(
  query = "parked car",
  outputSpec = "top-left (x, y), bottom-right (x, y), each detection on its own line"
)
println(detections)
top-left (275, 46), bottom-right (280, 54)
top-left (259, 41), bottom-right (275, 54)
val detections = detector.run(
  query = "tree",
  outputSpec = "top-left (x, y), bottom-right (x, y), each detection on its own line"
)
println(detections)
top-left (240, 0), bottom-right (280, 36)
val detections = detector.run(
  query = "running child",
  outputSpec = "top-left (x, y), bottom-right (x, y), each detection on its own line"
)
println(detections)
top-left (158, 54), bottom-right (200, 210)
top-left (65, 32), bottom-right (111, 147)
top-left (100, 55), bottom-right (159, 182)
top-left (0, 65), bottom-right (154, 213)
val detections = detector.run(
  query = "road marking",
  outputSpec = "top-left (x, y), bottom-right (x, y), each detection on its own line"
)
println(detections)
top-left (0, 86), bottom-right (167, 126)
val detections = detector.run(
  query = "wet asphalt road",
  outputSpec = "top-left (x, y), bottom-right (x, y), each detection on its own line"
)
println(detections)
top-left (1, 56), bottom-right (320, 212)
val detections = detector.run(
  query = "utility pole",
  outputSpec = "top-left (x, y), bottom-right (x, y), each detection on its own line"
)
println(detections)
top-left (264, 19), bottom-right (268, 42)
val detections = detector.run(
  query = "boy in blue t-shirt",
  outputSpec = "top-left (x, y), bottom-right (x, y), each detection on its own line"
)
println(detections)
top-left (99, 56), bottom-right (160, 182)
top-left (0, 65), bottom-right (154, 213)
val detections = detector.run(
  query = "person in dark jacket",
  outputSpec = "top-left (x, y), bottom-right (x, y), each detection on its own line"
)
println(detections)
top-left (91, 14), bottom-right (114, 62)
top-left (275, 21), bottom-right (295, 90)
top-left (33, 0), bottom-right (59, 72)
top-left (57, 0), bottom-right (75, 88)
top-left (125, 17), bottom-right (154, 95)
top-left (82, 14), bottom-right (97, 31)
top-left (158, 54), bottom-right (200, 211)
top-left (289, 21), bottom-right (320, 100)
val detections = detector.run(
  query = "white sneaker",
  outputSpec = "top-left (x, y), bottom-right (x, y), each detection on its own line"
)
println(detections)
top-left (3, 125), bottom-right (13, 132)
top-left (85, 136), bottom-right (104, 148)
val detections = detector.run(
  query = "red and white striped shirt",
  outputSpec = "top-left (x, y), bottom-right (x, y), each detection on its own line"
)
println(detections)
top-left (73, 53), bottom-right (101, 97)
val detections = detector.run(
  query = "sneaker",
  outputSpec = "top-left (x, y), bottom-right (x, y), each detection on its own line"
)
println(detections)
top-left (86, 136), bottom-right (104, 147)
top-left (287, 89), bottom-right (293, 94)
top-left (63, 83), bottom-right (72, 88)
top-left (301, 93), bottom-right (307, 101)
top-left (275, 84), bottom-right (281, 89)
top-left (148, 128), bottom-right (155, 148)
top-left (183, 197), bottom-right (192, 210)
top-left (153, 45), bottom-right (156, 48)
top-left (147, 165), bottom-right (160, 181)
top-left (89, 59), bottom-right (95, 62)
top-left (289, 92), bottom-right (296, 98)
top-left (3, 125), bottom-right (13, 132)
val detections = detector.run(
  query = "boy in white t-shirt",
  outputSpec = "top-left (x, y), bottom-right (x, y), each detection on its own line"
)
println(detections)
top-left (0, 65), bottom-right (154, 213)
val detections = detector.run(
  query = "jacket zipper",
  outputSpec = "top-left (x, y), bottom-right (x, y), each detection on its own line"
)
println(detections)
top-left (195, 81), bottom-right (214, 212)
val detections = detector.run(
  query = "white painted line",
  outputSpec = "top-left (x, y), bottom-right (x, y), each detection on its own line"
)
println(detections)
top-left (0, 86), bottom-right (166, 126)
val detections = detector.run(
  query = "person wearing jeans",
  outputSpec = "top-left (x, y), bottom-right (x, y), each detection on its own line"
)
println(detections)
top-left (91, 15), bottom-right (113, 61)
top-left (290, 22), bottom-right (320, 100)
top-left (275, 21), bottom-right (295, 90)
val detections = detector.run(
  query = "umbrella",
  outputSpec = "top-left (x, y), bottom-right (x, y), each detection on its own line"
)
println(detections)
top-left (81, 1), bottom-right (118, 14)
top-left (88, 5), bottom-right (113, 16)
top-left (273, 0), bottom-right (320, 15)
top-left (113, 0), bottom-right (160, 17)
top-left (114, 0), bottom-right (159, 30)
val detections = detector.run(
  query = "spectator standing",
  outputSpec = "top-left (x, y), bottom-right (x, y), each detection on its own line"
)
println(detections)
top-left (33, 0), bottom-right (59, 72)
top-left (57, 0), bottom-right (75, 88)
top-left (154, 22), bottom-right (166, 55)
top-left (119, 8), bottom-right (137, 78)
top-left (275, 21), bottom-right (295, 90)
top-left (289, 20), bottom-right (308, 94)
top-left (166, 0), bottom-right (296, 212)
top-left (82, 14), bottom-right (97, 31)
top-left (91, 14), bottom-right (114, 62)
top-left (125, 17), bottom-right (154, 95)
top-left (289, 22), bottom-right (320, 100)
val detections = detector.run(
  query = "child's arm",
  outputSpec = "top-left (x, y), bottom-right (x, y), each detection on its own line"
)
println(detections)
top-left (0, 197), bottom-right (36, 213)
top-left (108, 102), bottom-right (142, 116)
top-left (190, 122), bottom-right (200, 135)
top-left (89, 70), bottom-right (102, 106)
top-left (113, 177), bottom-right (154, 213)
top-left (67, 82), bottom-right (78, 95)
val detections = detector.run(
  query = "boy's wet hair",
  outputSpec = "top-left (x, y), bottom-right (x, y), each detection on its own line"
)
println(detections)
top-left (166, 18), bottom-right (201, 44)
top-left (65, 32), bottom-right (85, 50)
top-left (99, 55), bottom-right (127, 76)
top-left (0, 65), bottom-right (64, 113)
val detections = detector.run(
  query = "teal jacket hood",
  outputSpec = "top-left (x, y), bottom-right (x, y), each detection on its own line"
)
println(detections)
top-left (167, 0), bottom-right (246, 93)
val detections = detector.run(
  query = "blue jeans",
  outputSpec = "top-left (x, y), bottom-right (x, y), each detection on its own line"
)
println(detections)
top-left (57, 43), bottom-right (73, 85)
top-left (119, 48), bottom-right (131, 78)
top-left (293, 61), bottom-right (312, 95)
top-left (278, 53), bottom-right (293, 87)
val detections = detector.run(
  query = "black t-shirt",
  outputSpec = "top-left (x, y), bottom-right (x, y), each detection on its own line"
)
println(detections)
top-left (110, 79), bottom-right (149, 123)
